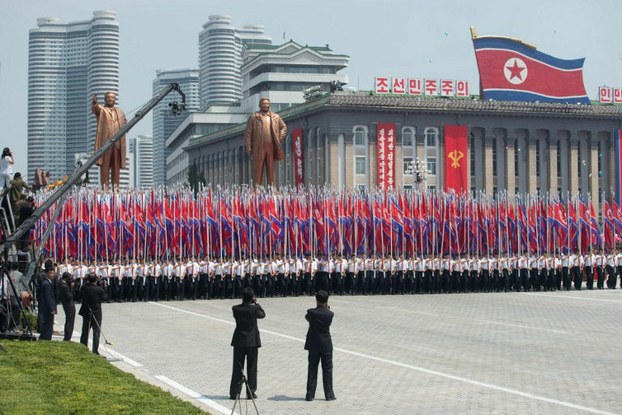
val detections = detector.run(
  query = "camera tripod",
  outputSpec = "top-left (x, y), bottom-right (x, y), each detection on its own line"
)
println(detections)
top-left (231, 363), bottom-right (260, 415)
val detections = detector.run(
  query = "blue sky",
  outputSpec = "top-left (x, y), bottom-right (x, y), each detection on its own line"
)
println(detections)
top-left (1, 0), bottom-right (620, 176)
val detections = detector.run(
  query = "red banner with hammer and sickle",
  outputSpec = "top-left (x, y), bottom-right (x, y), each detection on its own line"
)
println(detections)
top-left (444, 125), bottom-right (468, 192)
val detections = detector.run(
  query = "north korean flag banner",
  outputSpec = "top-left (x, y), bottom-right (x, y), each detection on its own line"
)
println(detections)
top-left (444, 125), bottom-right (468, 192)
top-left (615, 129), bottom-right (622, 204)
top-left (377, 123), bottom-right (396, 190)
top-left (292, 129), bottom-right (304, 186)
top-left (472, 35), bottom-right (590, 104)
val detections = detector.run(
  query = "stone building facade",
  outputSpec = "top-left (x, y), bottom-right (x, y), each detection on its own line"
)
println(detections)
top-left (185, 93), bottom-right (622, 207)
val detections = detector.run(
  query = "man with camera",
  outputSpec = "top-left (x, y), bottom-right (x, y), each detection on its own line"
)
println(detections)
top-left (304, 290), bottom-right (336, 402)
top-left (229, 287), bottom-right (265, 400)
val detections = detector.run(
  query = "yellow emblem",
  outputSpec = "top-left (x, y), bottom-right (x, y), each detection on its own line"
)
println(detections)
top-left (448, 150), bottom-right (464, 168)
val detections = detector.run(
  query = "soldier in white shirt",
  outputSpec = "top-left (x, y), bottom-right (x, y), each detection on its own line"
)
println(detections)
top-left (561, 253), bottom-right (571, 290)
top-left (546, 254), bottom-right (556, 291)
top-left (346, 255), bottom-right (357, 295)
top-left (363, 255), bottom-right (374, 295)
top-left (445, 255), bottom-right (455, 294)
top-left (594, 251), bottom-right (604, 289)
top-left (415, 256), bottom-right (426, 294)
top-left (486, 256), bottom-right (496, 292)
top-left (499, 256), bottom-right (510, 292)
top-left (431, 256), bottom-right (441, 294)
top-left (553, 255), bottom-right (562, 290)
top-left (528, 254), bottom-right (538, 292)
top-left (233, 258), bottom-right (244, 299)
top-left (162, 260), bottom-right (174, 300)
top-left (214, 258), bottom-right (225, 299)
top-left (611, 251), bottom-right (622, 289)
top-left (571, 252), bottom-right (583, 290)
top-left (149, 260), bottom-right (162, 301)
top-left (198, 257), bottom-right (209, 300)
top-left (605, 252), bottom-right (616, 289)
top-left (469, 255), bottom-right (479, 292)
top-left (187, 257), bottom-right (200, 300)
top-left (174, 259), bottom-right (186, 300)
top-left (111, 259), bottom-right (124, 302)
top-left (292, 256), bottom-right (303, 296)
top-left (518, 254), bottom-right (529, 292)
top-left (583, 252), bottom-right (594, 290)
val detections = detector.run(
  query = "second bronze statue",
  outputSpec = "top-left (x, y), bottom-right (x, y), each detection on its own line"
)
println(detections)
top-left (244, 97), bottom-right (287, 187)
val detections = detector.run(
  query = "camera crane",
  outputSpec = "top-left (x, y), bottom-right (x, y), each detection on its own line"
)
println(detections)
top-left (0, 83), bottom-right (186, 340)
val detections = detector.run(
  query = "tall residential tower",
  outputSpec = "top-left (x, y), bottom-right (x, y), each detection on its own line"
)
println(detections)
top-left (27, 10), bottom-right (120, 183)
top-left (198, 15), bottom-right (271, 109)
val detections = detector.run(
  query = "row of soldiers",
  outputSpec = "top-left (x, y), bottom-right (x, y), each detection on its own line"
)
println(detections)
top-left (52, 252), bottom-right (621, 303)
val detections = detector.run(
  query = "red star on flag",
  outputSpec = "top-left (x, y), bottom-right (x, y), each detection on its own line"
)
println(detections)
top-left (506, 60), bottom-right (525, 81)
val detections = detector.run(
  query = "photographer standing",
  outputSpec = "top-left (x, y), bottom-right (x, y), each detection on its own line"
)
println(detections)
top-left (0, 147), bottom-right (14, 188)
top-left (79, 273), bottom-right (107, 355)
top-left (229, 287), bottom-right (265, 400)
top-left (57, 272), bottom-right (75, 341)
top-left (304, 290), bottom-right (336, 402)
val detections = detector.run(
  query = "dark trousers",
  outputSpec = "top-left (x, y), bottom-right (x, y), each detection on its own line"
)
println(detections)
top-left (62, 303), bottom-right (75, 341)
top-left (572, 267), bottom-right (582, 290)
top-left (585, 266), bottom-right (594, 289)
top-left (80, 313), bottom-right (101, 354)
top-left (230, 346), bottom-right (258, 398)
top-left (39, 312), bottom-right (54, 340)
top-left (306, 350), bottom-right (335, 400)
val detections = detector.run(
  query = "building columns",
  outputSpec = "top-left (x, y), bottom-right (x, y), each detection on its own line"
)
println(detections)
top-left (505, 133), bottom-right (516, 194)
top-left (471, 128), bottom-right (484, 191)
top-left (493, 128), bottom-right (507, 192)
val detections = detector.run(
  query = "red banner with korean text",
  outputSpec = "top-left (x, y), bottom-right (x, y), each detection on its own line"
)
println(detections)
top-left (377, 123), bottom-right (396, 189)
top-left (291, 129), bottom-right (304, 186)
top-left (444, 125), bottom-right (468, 192)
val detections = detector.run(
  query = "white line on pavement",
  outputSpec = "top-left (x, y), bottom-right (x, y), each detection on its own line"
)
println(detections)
top-left (152, 302), bottom-right (617, 415)
top-left (154, 375), bottom-right (238, 415)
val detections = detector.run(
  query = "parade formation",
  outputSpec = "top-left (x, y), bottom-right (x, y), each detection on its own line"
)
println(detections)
top-left (23, 185), bottom-right (621, 303)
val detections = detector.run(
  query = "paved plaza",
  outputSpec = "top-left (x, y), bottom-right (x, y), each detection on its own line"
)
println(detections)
top-left (60, 289), bottom-right (622, 415)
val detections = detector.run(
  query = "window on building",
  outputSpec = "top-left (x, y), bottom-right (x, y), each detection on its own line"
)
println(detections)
top-left (355, 156), bottom-right (366, 175)
top-left (427, 158), bottom-right (437, 176)
top-left (354, 126), bottom-right (366, 146)
top-left (401, 127), bottom-right (414, 147)
top-left (425, 127), bottom-right (438, 176)
top-left (403, 157), bottom-right (413, 175)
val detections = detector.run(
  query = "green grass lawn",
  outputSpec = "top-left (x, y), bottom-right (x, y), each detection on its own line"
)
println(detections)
top-left (0, 340), bottom-right (209, 415)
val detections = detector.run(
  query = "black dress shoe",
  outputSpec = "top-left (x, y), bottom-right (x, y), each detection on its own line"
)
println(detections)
top-left (247, 392), bottom-right (257, 399)
top-left (305, 397), bottom-right (314, 401)
top-left (326, 396), bottom-right (336, 401)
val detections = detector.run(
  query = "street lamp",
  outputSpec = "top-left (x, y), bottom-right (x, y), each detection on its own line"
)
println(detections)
top-left (406, 156), bottom-right (428, 189)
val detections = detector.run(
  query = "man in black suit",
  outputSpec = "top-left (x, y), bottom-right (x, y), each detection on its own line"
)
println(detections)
top-left (38, 259), bottom-right (57, 340)
top-left (79, 273), bottom-right (107, 354)
top-left (304, 290), bottom-right (336, 401)
top-left (57, 272), bottom-right (75, 341)
top-left (229, 287), bottom-right (265, 400)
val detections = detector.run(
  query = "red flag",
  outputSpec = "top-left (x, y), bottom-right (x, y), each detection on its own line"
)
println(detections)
top-left (444, 125), bottom-right (468, 192)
